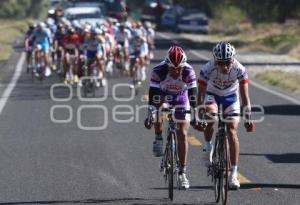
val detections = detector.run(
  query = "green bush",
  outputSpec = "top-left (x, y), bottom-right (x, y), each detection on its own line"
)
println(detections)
top-left (261, 33), bottom-right (300, 53)
top-left (0, 0), bottom-right (47, 19)
top-left (211, 5), bottom-right (247, 35)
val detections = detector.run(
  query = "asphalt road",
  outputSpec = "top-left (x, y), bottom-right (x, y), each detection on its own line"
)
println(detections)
top-left (0, 32), bottom-right (299, 205)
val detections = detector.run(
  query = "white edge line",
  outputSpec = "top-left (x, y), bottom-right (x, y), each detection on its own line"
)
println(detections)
top-left (190, 50), bottom-right (210, 61)
top-left (156, 32), bottom-right (172, 40)
top-left (0, 52), bottom-right (25, 114)
top-left (250, 80), bottom-right (300, 105)
top-left (158, 32), bottom-right (300, 105)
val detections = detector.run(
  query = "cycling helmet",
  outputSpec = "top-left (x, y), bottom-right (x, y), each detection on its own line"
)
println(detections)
top-left (90, 27), bottom-right (97, 35)
top-left (144, 21), bottom-right (152, 29)
top-left (213, 42), bottom-right (236, 61)
top-left (37, 22), bottom-right (46, 29)
top-left (95, 28), bottom-right (103, 35)
top-left (46, 18), bottom-right (55, 26)
top-left (165, 46), bottom-right (187, 67)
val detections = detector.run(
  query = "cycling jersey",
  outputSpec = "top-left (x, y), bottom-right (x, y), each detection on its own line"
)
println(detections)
top-left (198, 59), bottom-right (249, 114)
top-left (84, 38), bottom-right (105, 59)
top-left (114, 28), bottom-right (131, 48)
top-left (150, 61), bottom-right (197, 120)
top-left (63, 33), bottom-right (80, 50)
top-left (54, 30), bottom-right (66, 47)
top-left (198, 59), bottom-right (248, 96)
top-left (25, 30), bottom-right (35, 48)
top-left (129, 38), bottom-right (148, 57)
top-left (151, 61), bottom-right (197, 94)
top-left (31, 29), bottom-right (51, 52)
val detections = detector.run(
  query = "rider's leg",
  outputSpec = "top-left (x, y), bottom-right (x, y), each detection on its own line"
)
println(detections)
top-left (153, 113), bottom-right (164, 157)
top-left (176, 121), bottom-right (189, 174)
top-left (202, 103), bottom-right (217, 166)
top-left (96, 55), bottom-right (104, 79)
top-left (177, 120), bottom-right (190, 188)
top-left (227, 117), bottom-right (240, 188)
top-left (204, 104), bottom-right (218, 143)
top-left (227, 118), bottom-right (240, 165)
top-left (63, 52), bottom-right (70, 82)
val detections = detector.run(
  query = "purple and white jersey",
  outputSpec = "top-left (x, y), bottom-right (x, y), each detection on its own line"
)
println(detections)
top-left (150, 61), bottom-right (197, 95)
top-left (198, 59), bottom-right (249, 96)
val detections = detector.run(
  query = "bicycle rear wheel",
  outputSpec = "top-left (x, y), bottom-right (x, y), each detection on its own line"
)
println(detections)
top-left (168, 134), bottom-right (174, 201)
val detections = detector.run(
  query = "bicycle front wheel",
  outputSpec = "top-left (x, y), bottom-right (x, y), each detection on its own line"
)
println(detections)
top-left (168, 134), bottom-right (174, 201)
top-left (221, 138), bottom-right (229, 205)
top-left (213, 139), bottom-right (221, 203)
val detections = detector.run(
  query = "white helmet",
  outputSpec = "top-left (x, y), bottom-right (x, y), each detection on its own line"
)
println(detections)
top-left (213, 42), bottom-right (236, 61)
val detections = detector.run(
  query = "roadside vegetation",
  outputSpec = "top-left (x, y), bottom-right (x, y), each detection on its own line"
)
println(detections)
top-left (0, 19), bottom-right (31, 62)
top-left (254, 71), bottom-right (300, 95)
top-left (0, 0), bottom-right (46, 62)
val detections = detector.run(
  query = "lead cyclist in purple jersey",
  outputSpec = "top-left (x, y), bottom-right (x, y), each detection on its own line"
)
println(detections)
top-left (144, 46), bottom-right (198, 189)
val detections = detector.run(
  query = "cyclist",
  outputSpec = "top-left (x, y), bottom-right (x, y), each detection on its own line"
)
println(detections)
top-left (196, 42), bottom-right (255, 189)
top-left (114, 23), bottom-right (131, 70)
top-left (62, 26), bottom-right (80, 84)
top-left (144, 21), bottom-right (155, 61)
top-left (24, 22), bottom-right (36, 72)
top-left (30, 22), bottom-right (52, 76)
top-left (145, 46), bottom-right (197, 189)
top-left (129, 30), bottom-right (148, 84)
top-left (53, 23), bottom-right (66, 74)
top-left (84, 27), bottom-right (107, 87)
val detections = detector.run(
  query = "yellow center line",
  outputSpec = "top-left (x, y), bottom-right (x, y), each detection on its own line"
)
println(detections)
top-left (141, 94), bottom-right (149, 102)
top-left (238, 172), bottom-right (262, 191)
top-left (187, 135), bottom-right (202, 146)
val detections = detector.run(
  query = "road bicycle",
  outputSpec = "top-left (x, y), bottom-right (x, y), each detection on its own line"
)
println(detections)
top-left (207, 112), bottom-right (240, 205)
top-left (145, 107), bottom-right (190, 201)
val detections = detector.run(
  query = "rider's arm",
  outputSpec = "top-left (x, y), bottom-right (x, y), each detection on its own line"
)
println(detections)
top-left (148, 68), bottom-right (162, 109)
top-left (238, 65), bottom-right (251, 119)
top-left (239, 81), bottom-right (251, 119)
top-left (197, 82), bottom-right (207, 106)
top-left (148, 86), bottom-right (161, 108)
top-left (188, 87), bottom-right (197, 108)
top-left (197, 65), bottom-right (209, 107)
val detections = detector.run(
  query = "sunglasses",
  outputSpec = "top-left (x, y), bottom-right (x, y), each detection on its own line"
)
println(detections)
top-left (169, 65), bottom-right (182, 70)
top-left (216, 60), bottom-right (232, 66)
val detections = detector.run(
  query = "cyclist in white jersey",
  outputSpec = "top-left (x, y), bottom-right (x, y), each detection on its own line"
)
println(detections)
top-left (196, 42), bottom-right (255, 189)
top-left (114, 23), bottom-right (131, 69)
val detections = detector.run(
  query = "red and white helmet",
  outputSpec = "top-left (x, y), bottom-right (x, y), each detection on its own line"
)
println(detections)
top-left (165, 46), bottom-right (187, 67)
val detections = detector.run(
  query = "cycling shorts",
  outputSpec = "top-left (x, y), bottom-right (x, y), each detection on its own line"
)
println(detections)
top-left (159, 91), bottom-right (190, 121)
top-left (205, 92), bottom-right (240, 114)
top-left (36, 43), bottom-right (50, 53)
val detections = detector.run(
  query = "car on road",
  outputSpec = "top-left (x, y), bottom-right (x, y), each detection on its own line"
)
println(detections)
top-left (141, 0), bottom-right (170, 27)
top-left (177, 11), bottom-right (209, 34)
top-left (160, 5), bottom-right (184, 31)
top-left (64, 7), bottom-right (105, 27)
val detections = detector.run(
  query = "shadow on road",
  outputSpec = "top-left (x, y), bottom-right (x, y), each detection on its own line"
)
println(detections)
top-left (0, 197), bottom-right (159, 205)
top-left (241, 153), bottom-right (300, 163)
top-left (241, 183), bottom-right (300, 189)
top-left (263, 105), bottom-right (300, 116)
top-left (0, 197), bottom-right (216, 205)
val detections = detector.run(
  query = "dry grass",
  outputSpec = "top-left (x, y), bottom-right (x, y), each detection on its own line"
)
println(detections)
top-left (0, 19), bottom-right (31, 62)
top-left (212, 20), bottom-right (300, 58)
top-left (254, 70), bottom-right (300, 95)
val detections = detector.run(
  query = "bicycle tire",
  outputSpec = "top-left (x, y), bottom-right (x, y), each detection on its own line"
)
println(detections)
top-left (213, 138), bottom-right (221, 203)
top-left (221, 138), bottom-right (229, 205)
top-left (168, 134), bottom-right (174, 201)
